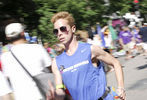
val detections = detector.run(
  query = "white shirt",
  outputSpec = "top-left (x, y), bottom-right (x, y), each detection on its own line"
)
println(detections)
top-left (104, 34), bottom-right (113, 48)
top-left (0, 71), bottom-right (12, 96)
top-left (1, 44), bottom-right (52, 100)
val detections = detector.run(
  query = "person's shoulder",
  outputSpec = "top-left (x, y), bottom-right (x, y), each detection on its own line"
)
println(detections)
top-left (1, 52), bottom-right (10, 60)
top-left (15, 44), bottom-right (45, 52)
top-left (26, 44), bottom-right (44, 49)
top-left (77, 42), bottom-right (92, 52)
top-left (79, 42), bottom-right (91, 47)
top-left (91, 44), bottom-right (103, 54)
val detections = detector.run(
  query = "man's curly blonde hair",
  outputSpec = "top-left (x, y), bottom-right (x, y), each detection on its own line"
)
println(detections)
top-left (51, 11), bottom-right (75, 27)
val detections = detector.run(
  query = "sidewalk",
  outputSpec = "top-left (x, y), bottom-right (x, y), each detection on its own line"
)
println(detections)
top-left (106, 54), bottom-right (147, 100)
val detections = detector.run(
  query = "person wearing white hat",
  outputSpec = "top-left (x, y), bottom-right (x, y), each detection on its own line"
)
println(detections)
top-left (1, 23), bottom-right (54, 100)
top-left (5, 23), bottom-right (25, 38)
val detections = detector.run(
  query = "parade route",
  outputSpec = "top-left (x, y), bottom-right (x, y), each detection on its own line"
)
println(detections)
top-left (107, 54), bottom-right (147, 100)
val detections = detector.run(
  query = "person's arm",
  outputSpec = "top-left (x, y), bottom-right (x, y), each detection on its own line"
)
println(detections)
top-left (101, 26), bottom-right (108, 33)
top-left (129, 32), bottom-right (134, 42)
top-left (0, 72), bottom-right (12, 100)
top-left (0, 94), bottom-right (12, 100)
top-left (51, 58), bottom-right (65, 100)
top-left (119, 38), bottom-right (124, 48)
top-left (91, 45), bottom-right (125, 100)
top-left (118, 33), bottom-right (124, 48)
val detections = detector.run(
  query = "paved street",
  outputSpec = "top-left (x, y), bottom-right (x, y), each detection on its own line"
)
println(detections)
top-left (106, 54), bottom-right (147, 100)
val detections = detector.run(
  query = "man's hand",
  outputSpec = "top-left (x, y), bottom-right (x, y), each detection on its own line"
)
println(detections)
top-left (117, 87), bottom-right (126, 100)
top-left (46, 80), bottom-right (55, 100)
top-left (55, 88), bottom-right (65, 100)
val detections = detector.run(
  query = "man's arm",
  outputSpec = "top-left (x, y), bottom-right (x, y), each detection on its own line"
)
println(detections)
top-left (0, 72), bottom-right (12, 100)
top-left (51, 58), bottom-right (63, 86)
top-left (0, 94), bottom-right (12, 100)
top-left (51, 58), bottom-right (65, 100)
top-left (119, 38), bottom-right (124, 48)
top-left (91, 45), bottom-right (125, 100)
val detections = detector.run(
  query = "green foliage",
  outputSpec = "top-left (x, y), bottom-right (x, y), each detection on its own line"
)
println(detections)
top-left (0, 0), bottom-right (146, 44)
top-left (107, 0), bottom-right (132, 15)
top-left (33, 0), bottom-right (106, 43)
top-left (139, 0), bottom-right (147, 19)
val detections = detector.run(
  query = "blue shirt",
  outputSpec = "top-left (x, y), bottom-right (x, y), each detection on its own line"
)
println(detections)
top-left (56, 42), bottom-right (113, 100)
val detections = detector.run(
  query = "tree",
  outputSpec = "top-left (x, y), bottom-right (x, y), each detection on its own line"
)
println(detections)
top-left (0, 0), bottom-right (39, 44)
top-left (32, 0), bottom-right (106, 44)
top-left (0, 0), bottom-right (146, 44)
top-left (139, 0), bottom-right (147, 21)
top-left (33, 0), bottom-right (107, 42)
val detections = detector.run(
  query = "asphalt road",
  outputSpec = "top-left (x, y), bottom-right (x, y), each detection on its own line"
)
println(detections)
top-left (106, 54), bottom-right (147, 100)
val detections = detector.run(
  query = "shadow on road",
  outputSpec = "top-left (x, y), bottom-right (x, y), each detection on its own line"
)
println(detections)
top-left (136, 64), bottom-right (147, 70)
top-left (128, 78), bottom-right (147, 90)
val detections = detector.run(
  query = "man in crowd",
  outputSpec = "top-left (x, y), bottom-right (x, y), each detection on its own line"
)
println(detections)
top-left (51, 11), bottom-right (125, 100)
top-left (119, 26), bottom-right (133, 59)
top-left (139, 23), bottom-right (147, 54)
top-left (1, 23), bottom-right (54, 100)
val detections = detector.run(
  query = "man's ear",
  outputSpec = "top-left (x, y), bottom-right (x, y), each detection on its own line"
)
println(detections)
top-left (20, 31), bottom-right (25, 36)
top-left (72, 25), bottom-right (76, 33)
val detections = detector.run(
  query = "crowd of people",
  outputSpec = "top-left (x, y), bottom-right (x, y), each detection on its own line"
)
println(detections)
top-left (75, 22), bottom-right (147, 60)
top-left (0, 11), bottom-right (146, 100)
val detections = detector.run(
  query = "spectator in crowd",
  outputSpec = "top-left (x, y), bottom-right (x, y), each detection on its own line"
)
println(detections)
top-left (131, 26), bottom-right (143, 55)
top-left (132, 26), bottom-right (142, 44)
top-left (101, 26), bottom-right (114, 53)
top-left (75, 30), bottom-right (89, 43)
top-left (51, 11), bottom-right (125, 100)
top-left (1, 23), bottom-right (54, 100)
top-left (53, 43), bottom-right (65, 56)
top-left (92, 34), bottom-right (102, 47)
top-left (119, 26), bottom-right (133, 59)
top-left (139, 23), bottom-right (147, 55)
top-left (43, 42), bottom-right (57, 59)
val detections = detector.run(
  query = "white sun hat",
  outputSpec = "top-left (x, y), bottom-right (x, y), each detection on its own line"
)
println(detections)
top-left (5, 23), bottom-right (24, 38)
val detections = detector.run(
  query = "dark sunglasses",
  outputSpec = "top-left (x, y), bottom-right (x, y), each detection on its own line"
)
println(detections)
top-left (53, 26), bottom-right (67, 35)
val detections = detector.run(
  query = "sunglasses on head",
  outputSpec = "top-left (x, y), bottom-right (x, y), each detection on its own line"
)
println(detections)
top-left (53, 26), bottom-right (67, 35)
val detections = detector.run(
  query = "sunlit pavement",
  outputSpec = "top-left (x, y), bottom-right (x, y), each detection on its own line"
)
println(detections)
top-left (107, 53), bottom-right (147, 100)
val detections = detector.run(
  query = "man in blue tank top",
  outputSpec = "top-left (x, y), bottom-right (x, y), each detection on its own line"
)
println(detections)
top-left (51, 11), bottom-right (125, 100)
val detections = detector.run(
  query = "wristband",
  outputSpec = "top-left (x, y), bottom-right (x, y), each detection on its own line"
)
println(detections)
top-left (56, 84), bottom-right (65, 89)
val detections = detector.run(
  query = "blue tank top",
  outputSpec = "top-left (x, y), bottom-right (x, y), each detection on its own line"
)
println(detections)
top-left (56, 42), bottom-right (113, 100)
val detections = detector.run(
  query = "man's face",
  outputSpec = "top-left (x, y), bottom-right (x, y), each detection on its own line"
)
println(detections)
top-left (53, 19), bottom-right (75, 44)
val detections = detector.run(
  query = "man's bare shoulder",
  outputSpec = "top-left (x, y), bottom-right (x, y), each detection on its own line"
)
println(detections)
top-left (91, 44), bottom-right (103, 53)
top-left (91, 44), bottom-right (106, 58)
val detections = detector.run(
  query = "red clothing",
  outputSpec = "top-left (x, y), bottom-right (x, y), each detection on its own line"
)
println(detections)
top-left (0, 61), bottom-right (2, 71)
top-left (65, 88), bottom-right (70, 95)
